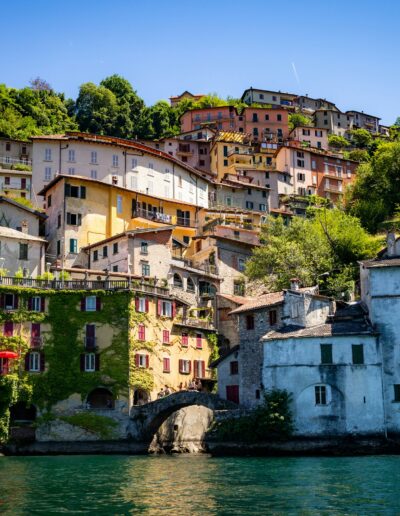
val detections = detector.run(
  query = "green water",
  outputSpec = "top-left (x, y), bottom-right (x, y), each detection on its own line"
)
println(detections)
top-left (0, 455), bottom-right (400, 515)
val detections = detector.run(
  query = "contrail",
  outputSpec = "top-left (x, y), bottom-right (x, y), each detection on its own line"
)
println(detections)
top-left (291, 62), bottom-right (300, 86)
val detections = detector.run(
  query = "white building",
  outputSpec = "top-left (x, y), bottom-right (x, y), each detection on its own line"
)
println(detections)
top-left (31, 132), bottom-right (210, 208)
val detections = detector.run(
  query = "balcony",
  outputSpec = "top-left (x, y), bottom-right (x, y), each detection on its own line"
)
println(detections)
top-left (132, 208), bottom-right (172, 224)
top-left (174, 317), bottom-right (215, 330)
top-left (0, 156), bottom-right (32, 168)
top-left (30, 336), bottom-right (43, 348)
top-left (172, 257), bottom-right (218, 276)
top-left (176, 145), bottom-right (193, 157)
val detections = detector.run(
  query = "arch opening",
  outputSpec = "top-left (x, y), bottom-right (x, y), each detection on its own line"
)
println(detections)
top-left (87, 387), bottom-right (115, 409)
top-left (9, 402), bottom-right (37, 423)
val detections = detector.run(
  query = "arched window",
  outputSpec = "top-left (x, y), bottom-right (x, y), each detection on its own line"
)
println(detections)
top-left (187, 277), bottom-right (195, 293)
top-left (173, 273), bottom-right (183, 289)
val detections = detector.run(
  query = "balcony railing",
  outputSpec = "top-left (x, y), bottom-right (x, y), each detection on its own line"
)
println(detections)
top-left (0, 156), bottom-right (32, 167)
top-left (0, 276), bottom-right (170, 295)
top-left (172, 257), bottom-right (218, 276)
top-left (175, 317), bottom-right (215, 330)
top-left (132, 208), bottom-right (172, 224)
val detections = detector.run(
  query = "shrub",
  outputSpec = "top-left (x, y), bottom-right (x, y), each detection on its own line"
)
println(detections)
top-left (60, 413), bottom-right (118, 439)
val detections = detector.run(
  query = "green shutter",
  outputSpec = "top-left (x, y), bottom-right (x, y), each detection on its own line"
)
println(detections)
top-left (80, 186), bottom-right (86, 199)
top-left (64, 183), bottom-right (71, 197)
top-left (320, 344), bottom-right (333, 364)
top-left (352, 344), bottom-right (364, 365)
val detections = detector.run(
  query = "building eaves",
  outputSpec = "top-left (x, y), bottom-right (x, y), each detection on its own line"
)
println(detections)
top-left (0, 196), bottom-right (46, 219)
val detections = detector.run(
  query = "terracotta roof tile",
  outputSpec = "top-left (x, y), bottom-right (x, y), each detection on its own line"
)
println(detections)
top-left (229, 292), bottom-right (284, 314)
top-left (263, 319), bottom-right (375, 340)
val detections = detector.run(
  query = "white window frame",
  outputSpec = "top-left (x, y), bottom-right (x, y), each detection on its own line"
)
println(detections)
top-left (91, 151), bottom-right (97, 164)
top-left (85, 296), bottom-right (96, 312)
top-left (112, 155), bottom-right (119, 168)
top-left (29, 351), bottom-right (40, 372)
top-left (181, 360), bottom-right (190, 374)
top-left (44, 148), bottom-right (52, 161)
top-left (117, 195), bottom-right (123, 214)
top-left (44, 167), bottom-right (52, 181)
top-left (161, 301), bottom-right (172, 317)
top-left (138, 297), bottom-right (147, 313)
top-left (85, 353), bottom-right (96, 372)
top-left (138, 354), bottom-right (147, 368)
top-left (31, 297), bottom-right (41, 312)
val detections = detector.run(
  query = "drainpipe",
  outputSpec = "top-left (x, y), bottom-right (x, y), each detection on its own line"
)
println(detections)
top-left (59, 142), bottom-right (69, 175)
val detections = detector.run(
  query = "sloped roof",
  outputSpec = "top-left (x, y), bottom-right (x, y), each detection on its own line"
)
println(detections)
top-left (264, 319), bottom-right (375, 340)
top-left (0, 226), bottom-right (46, 242)
top-left (213, 131), bottom-right (251, 144)
top-left (229, 292), bottom-right (284, 315)
top-left (0, 196), bottom-right (46, 219)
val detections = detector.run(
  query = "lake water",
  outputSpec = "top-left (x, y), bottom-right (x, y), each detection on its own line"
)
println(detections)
top-left (0, 454), bottom-right (400, 515)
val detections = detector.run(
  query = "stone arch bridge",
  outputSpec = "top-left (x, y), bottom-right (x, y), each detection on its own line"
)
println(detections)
top-left (128, 391), bottom-right (236, 443)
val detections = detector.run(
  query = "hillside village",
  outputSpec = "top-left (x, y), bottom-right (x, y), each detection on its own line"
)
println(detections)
top-left (1, 83), bottom-right (400, 446)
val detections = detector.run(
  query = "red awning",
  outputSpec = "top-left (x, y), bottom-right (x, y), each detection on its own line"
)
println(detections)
top-left (0, 351), bottom-right (18, 359)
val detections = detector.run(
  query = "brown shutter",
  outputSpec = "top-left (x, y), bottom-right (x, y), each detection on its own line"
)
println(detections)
top-left (188, 360), bottom-right (192, 374)
top-left (145, 355), bottom-right (149, 368)
top-left (25, 353), bottom-right (30, 371)
top-left (40, 352), bottom-right (45, 372)
top-left (194, 360), bottom-right (198, 377)
top-left (157, 299), bottom-right (162, 315)
top-left (80, 354), bottom-right (85, 371)
top-left (95, 354), bottom-right (100, 371)
top-left (135, 298), bottom-right (139, 311)
top-left (40, 298), bottom-right (45, 312)
top-left (0, 295), bottom-right (4, 309)
top-left (145, 298), bottom-right (149, 313)
top-left (135, 353), bottom-right (140, 367)
top-left (96, 297), bottom-right (101, 311)
top-left (172, 302), bottom-right (176, 318)
top-left (179, 359), bottom-right (183, 373)
top-left (201, 361), bottom-right (206, 378)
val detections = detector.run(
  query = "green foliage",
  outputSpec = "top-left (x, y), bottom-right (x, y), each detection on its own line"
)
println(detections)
top-left (59, 413), bottom-right (118, 439)
top-left (4, 196), bottom-right (35, 209)
top-left (37, 271), bottom-right (54, 281)
top-left (246, 211), bottom-right (380, 296)
top-left (289, 113), bottom-right (313, 131)
top-left (14, 267), bottom-right (25, 279)
top-left (211, 390), bottom-right (294, 442)
top-left (0, 83), bottom-right (77, 140)
top-left (347, 142), bottom-right (400, 232)
top-left (349, 128), bottom-right (373, 148)
top-left (0, 267), bottom-right (8, 278)
top-left (12, 163), bottom-right (31, 171)
top-left (328, 134), bottom-right (350, 149)
top-left (344, 149), bottom-right (370, 162)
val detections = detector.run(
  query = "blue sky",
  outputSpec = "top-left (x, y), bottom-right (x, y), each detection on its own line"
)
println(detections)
top-left (3, 0), bottom-right (399, 124)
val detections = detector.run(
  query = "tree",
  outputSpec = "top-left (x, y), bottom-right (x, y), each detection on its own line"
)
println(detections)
top-left (345, 149), bottom-right (370, 162)
top-left (328, 134), bottom-right (350, 149)
top-left (346, 142), bottom-right (400, 232)
top-left (30, 77), bottom-right (52, 91)
top-left (288, 113), bottom-right (313, 131)
top-left (75, 82), bottom-right (119, 135)
top-left (245, 210), bottom-right (380, 297)
top-left (349, 128), bottom-right (373, 148)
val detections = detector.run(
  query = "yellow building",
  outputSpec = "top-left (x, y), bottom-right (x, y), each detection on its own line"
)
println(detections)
top-left (39, 174), bottom-right (203, 268)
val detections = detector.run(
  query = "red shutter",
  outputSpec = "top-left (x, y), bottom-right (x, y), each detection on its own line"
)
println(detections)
top-left (95, 354), bottom-right (100, 371)
top-left (4, 321), bottom-right (13, 337)
top-left (135, 353), bottom-right (140, 367)
top-left (172, 302), bottom-right (176, 318)
top-left (163, 357), bottom-right (170, 373)
top-left (194, 360), bottom-right (198, 377)
top-left (145, 298), bottom-right (149, 313)
top-left (31, 323), bottom-right (40, 337)
top-left (179, 359), bottom-right (183, 373)
top-left (13, 296), bottom-right (18, 309)
top-left (145, 355), bottom-right (149, 368)
top-left (40, 298), bottom-right (45, 312)
top-left (81, 298), bottom-right (85, 311)
top-left (188, 360), bottom-right (192, 374)
top-left (182, 333), bottom-right (188, 347)
top-left (96, 297), bottom-right (101, 311)
top-left (25, 353), bottom-right (30, 371)
top-left (135, 298), bottom-right (139, 311)
top-left (163, 330), bottom-right (169, 344)
top-left (80, 354), bottom-right (85, 371)
top-left (28, 298), bottom-right (32, 310)
top-left (157, 299), bottom-right (162, 315)
top-left (40, 352), bottom-right (45, 372)
top-left (201, 361), bottom-right (206, 378)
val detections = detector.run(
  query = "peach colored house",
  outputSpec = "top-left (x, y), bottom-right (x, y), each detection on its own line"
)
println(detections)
top-left (289, 126), bottom-right (329, 150)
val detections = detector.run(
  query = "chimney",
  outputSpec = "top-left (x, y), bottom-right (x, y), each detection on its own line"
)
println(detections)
top-left (21, 220), bottom-right (28, 234)
top-left (387, 232), bottom-right (396, 257)
top-left (290, 278), bottom-right (300, 291)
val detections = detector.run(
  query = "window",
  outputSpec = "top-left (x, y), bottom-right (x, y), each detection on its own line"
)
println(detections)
top-left (69, 239), bottom-right (78, 254)
top-left (238, 258), bottom-right (246, 272)
top-left (136, 297), bottom-right (148, 313)
top-left (230, 361), bottom-right (239, 375)
top-left (394, 385), bottom-right (400, 402)
top-left (66, 213), bottom-right (82, 226)
top-left (352, 344), bottom-right (364, 365)
top-left (93, 250), bottom-right (98, 262)
top-left (196, 334), bottom-right (202, 349)
top-left (223, 159), bottom-right (228, 167)
top-left (246, 201), bottom-right (254, 210)
top-left (159, 300), bottom-right (173, 317)
top-left (141, 242), bottom-right (148, 255)
top-left (136, 353), bottom-right (149, 368)
top-left (253, 127), bottom-right (259, 136)
top-left (302, 129), bottom-right (310, 136)
top-left (148, 163), bottom-right (154, 170)
top-left (57, 240), bottom-right (61, 256)
top-left (141, 262), bottom-right (150, 276)
top-left (163, 357), bottom-right (171, 373)
top-left (321, 344), bottom-right (333, 364)
top-left (187, 277), bottom-right (195, 293)
top-left (277, 114), bottom-right (282, 121)
top-left (68, 167), bottom-right (75, 175)
top-left (68, 149), bottom-right (75, 162)
top-left (103, 246), bottom-right (108, 258)
top-left (163, 330), bottom-right (170, 344)
top-left (182, 333), bottom-right (189, 347)
top-left (113, 242), bottom-right (118, 254)
top-left (265, 114), bottom-right (269, 121)
top-left (47, 195), bottom-right (52, 208)
top-left (112, 155), bottom-right (119, 167)
top-left (85, 296), bottom-right (97, 312)
top-left (269, 310), bottom-right (277, 326)
top-left (194, 360), bottom-right (205, 378)
top-left (84, 353), bottom-right (96, 372)
top-left (138, 324), bottom-right (146, 341)
top-left (91, 169), bottom-right (97, 179)
top-left (29, 352), bottom-right (41, 372)
top-left (17, 242), bottom-right (28, 260)
top-left (91, 151), bottom-right (97, 164)
top-left (179, 359), bottom-right (191, 374)
top-left (5, 142), bottom-right (11, 151)
top-left (259, 94), bottom-right (264, 100)
top-left (44, 148), bottom-right (52, 161)
top-left (246, 314), bottom-right (255, 330)
top-left (234, 281), bottom-right (245, 296)
top-left (297, 173), bottom-right (305, 181)
top-left (315, 385), bottom-right (327, 405)
top-left (173, 273), bottom-right (183, 289)
top-left (131, 158), bottom-right (138, 169)
top-left (31, 297), bottom-right (43, 312)
top-left (65, 184), bottom-right (86, 199)
top-left (112, 265), bottom-right (118, 272)
top-left (3, 294), bottom-right (17, 310)
top-left (117, 195), bottom-right (123, 214)
top-left (45, 167), bottom-right (52, 181)
top-left (252, 113), bottom-right (258, 122)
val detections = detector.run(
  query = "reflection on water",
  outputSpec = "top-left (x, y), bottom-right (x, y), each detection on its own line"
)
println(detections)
top-left (1, 454), bottom-right (400, 515)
